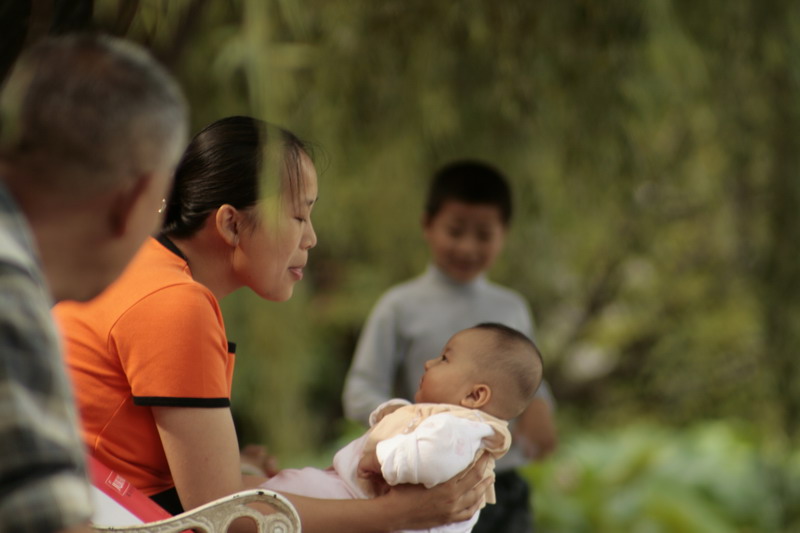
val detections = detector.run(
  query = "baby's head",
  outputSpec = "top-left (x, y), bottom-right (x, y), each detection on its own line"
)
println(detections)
top-left (415, 323), bottom-right (543, 420)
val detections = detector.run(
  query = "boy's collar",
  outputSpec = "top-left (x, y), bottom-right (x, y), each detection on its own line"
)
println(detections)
top-left (425, 263), bottom-right (488, 288)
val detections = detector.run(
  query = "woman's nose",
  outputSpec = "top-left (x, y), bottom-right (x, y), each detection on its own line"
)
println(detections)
top-left (303, 219), bottom-right (317, 250)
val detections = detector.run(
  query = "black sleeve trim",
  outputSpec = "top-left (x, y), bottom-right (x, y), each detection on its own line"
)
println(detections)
top-left (132, 396), bottom-right (230, 408)
top-left (227, 341), bottom-right (236, 354)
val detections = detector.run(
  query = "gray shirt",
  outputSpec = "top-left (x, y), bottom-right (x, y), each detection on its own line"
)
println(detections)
top-left (342, 264), bottom-right (554, 471)
top-left (0, 181), bottom-right (93, 531)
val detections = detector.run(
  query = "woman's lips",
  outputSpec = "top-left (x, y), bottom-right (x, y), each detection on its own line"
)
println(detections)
top-left (289, 267), bottom-right (304, 280)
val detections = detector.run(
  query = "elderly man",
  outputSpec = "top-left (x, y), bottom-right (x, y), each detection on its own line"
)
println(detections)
top-left (0, 34), bottom-right (187, 532)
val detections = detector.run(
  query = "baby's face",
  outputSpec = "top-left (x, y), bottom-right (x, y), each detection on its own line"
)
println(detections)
top-left (415, 329), bottom-right (488, 405)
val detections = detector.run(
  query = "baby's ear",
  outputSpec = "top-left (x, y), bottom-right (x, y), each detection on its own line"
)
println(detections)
top-left (461, 384), bottom-right (491, 410)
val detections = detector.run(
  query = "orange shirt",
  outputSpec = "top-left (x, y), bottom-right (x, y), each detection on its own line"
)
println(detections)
top-left (54, 236), bottom-right (235, 496)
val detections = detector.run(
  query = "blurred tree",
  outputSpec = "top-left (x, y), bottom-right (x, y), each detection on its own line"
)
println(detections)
top-left (5, 0), bottom-right (787, 447)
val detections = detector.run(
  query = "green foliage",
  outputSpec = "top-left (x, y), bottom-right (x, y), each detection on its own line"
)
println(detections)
top-left (526, 421), bottom-right (788, 533)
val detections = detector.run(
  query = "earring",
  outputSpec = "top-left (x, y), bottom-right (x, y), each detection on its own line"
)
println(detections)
top-left (157, 198), bottom-right (167, 214)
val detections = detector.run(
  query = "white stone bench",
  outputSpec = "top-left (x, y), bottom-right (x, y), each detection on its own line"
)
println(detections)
top-left (92, 488), bottom-right (301, 533)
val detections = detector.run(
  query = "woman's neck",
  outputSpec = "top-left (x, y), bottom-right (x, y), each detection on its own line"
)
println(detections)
top-left (168, 230), bottom-right (239, 301)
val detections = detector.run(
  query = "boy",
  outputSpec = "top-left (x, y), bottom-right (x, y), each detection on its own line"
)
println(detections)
top-left (264, 323), bottom-right (543, 533)
top-left (342, 160), bottom-right (557, 533)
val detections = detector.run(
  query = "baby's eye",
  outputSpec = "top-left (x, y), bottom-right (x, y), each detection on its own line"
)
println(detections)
top-left (440, 354), bottom-right (448, 362)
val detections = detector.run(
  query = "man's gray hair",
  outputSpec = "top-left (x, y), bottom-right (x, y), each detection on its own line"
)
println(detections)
top-left (0, 33), bottom-right (187, 194)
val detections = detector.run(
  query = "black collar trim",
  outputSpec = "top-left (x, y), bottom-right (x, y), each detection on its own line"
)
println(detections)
top-left (155, 233), bottom-right (187, 262)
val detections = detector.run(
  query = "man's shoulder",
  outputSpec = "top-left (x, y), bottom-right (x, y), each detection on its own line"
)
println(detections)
top-left (0, 228), bottom-right (50, 330)
top-left (0, 261), bottom-right (47, 306)
top-left (0, 189), bottom-right (40, 280)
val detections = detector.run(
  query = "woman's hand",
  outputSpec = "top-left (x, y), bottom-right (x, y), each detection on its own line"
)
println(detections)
top-left (382, 454), bottom-right (493, 530)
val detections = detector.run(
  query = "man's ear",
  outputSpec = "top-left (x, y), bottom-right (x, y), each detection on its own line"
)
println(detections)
top-left (109, 173), bottom-right (152, 237)
top-left (421, 213), bottom-right (432, 230)
top-left (421, 214), bottom-right (434, 242)
top-left (461, 384), bottom-right (491, 410)
top-left (215, 204), bottom-right (240, 247)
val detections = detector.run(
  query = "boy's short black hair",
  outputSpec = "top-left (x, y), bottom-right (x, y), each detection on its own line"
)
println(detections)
top-left (424, 160), bottom-right (512, 225)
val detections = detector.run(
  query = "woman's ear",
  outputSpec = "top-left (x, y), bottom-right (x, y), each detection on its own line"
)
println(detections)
top-left (215, 204), bottom-right (240, 247)
top-left (461, 384), bottom-right (491, 410)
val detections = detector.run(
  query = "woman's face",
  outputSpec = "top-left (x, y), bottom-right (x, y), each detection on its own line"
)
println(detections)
top-left (233, 151), bottom-right (318, 301)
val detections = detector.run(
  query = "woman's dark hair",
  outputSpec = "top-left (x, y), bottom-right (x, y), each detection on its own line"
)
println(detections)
top-left (162, 115), bottom-right (308, 238)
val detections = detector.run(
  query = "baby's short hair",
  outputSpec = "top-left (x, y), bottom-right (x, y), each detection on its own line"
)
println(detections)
top-left (471, 322), bottom-right (543, 419)
top-left (424, 160), bottom-right (512, 225)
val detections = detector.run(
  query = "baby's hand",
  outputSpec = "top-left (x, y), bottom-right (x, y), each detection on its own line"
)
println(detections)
top-left (357, 452), bottom-right (389, 495)
top-left (357, 449), bottom-right (381, 476)
top-left (240, 444), bottom-right (279, 477)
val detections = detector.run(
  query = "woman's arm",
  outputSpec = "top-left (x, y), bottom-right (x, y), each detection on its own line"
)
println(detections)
top-left (154, 406), bottom-right (491, 533)
top-left (153, 406), bottom-right (265, 511)
top-left (282, 454), bottom-right (493, 533)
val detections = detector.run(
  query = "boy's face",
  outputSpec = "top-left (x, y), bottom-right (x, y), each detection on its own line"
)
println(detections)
top-left (423, 200), bottom-right (507, 283)
top-left (415, 329), bottom-right (488, 405)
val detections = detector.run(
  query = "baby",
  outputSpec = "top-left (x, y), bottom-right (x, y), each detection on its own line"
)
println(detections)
top-left (262, 322), bottom-right (543, 532)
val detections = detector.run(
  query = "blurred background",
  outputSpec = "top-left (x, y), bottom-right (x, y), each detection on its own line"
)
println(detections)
top-left (3, 1), bottom-right (800, 531)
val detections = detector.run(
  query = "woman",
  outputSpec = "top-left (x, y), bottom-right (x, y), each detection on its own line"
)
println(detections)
top-left (54, 116), bottom-right (489, 532)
